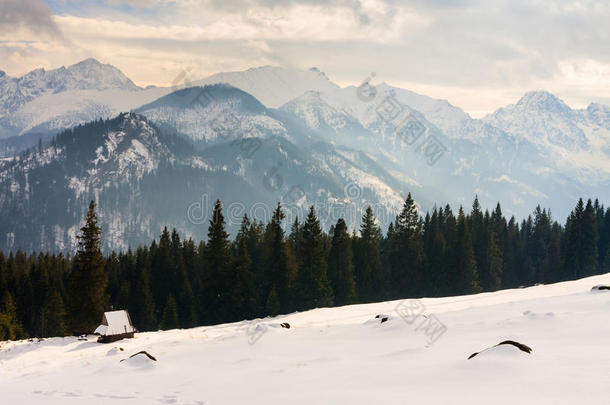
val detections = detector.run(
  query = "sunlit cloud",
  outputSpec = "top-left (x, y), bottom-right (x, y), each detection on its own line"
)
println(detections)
top-left (2, 0), bottom-right (610, 116)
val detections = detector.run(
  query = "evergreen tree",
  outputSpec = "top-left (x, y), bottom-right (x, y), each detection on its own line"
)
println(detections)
top-left (447, 207), bottom-right (481, 295)
top-left (0, 292), bottom-right (25, 340)
top-left (424, 208), bottom-right (447, 296)
top-left (151, 227), bottom-right (174, 311)
top-left (581, 199), bottom-right (599, 276)
top-left (200, 200), bottom-right (232, 324)
top-left (131, 248), bottom-right (157, 331)
top-left (390, 193), bottom-right (426, 298)
top-left (354, 206), bottom-right (384, 302)
top-left (160, 294), bottom-right (179, 330)
top-left (327, 219), bottom-right (356, 305)
top-left (44, 290), bottom-right (67, 337)
top-left (225, 226), bottom-right (257, 321)
top-left (265, 285), bottom-right (280, 316)
top-left (564, 199), bottom-right (584, 279)
top-left (68, 201), bottom-right (108, 334)
top-left (296, 206), bottom-right (334, 309)
top-left (260, 204), bottom-right (297, 313)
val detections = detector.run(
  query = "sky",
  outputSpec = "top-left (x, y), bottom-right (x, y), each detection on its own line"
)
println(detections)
top-left (1, 0), bottom-right (610, 117)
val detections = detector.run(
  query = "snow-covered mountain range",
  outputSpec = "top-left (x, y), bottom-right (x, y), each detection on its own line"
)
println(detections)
top-left (1, 59), bottom-right (609, 251)
top-left (0, 59), bottom-right (170, 141)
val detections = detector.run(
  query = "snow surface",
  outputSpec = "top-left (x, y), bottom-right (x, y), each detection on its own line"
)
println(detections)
top-left (1, 273), bottom-right (610, 404)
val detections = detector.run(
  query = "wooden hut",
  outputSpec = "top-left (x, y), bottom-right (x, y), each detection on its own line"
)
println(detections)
top-left (94, 310), bottom-right (137, 343)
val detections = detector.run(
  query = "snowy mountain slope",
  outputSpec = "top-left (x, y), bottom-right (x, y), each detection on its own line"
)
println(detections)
top-left (0, 86), bottom-right (171, 139)
top-left (2, 273), bottom-right (609, 404)
top-left (278, 84), bottom-right (598, 219)
top-left (0, 59), bottom-right (171, 139)
top-left (135, 84), bottom-right (413, 227)
top-left (0, 59), bottom-right (138, 115)
top-left (195, 65), bottom-right (340, 108)
top-left (483, 91), bottom-right (610, 182)
top-left (135, 84), bottom-right (291, 145)
top-left (2, 59), bottom-right (610, 227)
top-left (0, 97), bottom-right (414, 252)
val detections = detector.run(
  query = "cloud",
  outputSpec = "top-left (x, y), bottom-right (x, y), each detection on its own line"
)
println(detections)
top-left (0, 0), bottom-right (61, 38)
top-left (3, 0), bottom-right (610, 116)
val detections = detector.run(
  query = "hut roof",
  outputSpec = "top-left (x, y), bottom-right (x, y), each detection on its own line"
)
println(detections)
top-left (94, 310), bottom-right (136, 336)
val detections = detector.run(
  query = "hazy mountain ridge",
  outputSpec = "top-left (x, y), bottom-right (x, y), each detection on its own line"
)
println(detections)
top-left (0, 91), bottom-right (414, 252)
top-left (1, 60), bottom-right (610, 252)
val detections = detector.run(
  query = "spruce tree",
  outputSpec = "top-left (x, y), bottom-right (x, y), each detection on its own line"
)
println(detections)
top-left (160, 294), bottom-right (179, 330)
top-left (225, 227), bottom-right (256, 321)
top-left (564, 199), bottom-right (584, 279)
top-left (68, 200), bottom-right (108, 334)
top-left (201, 200), bottom-right (232, 324)
top-left (260, 203), bottom-right (297, 313)
top-left (0, 292), bottom-right (25, 340)
top-left (131, 248), bottom-right (157, 331)
top-left (581, 199), bottom-right (599, 276)
top-left (265, 285), bottom-right (280, 316)
top-left (44, 290), bottom-right (67, 337)
top-left (391, 193), bottom-right (426, 298)
top-left (354, 206), bottom-right (384, 302)
top-left (296, 206), bottom-right (334, 309)
top-left (327, 218), bottom-right (356, 305)
top-left (424, 208), bottom-right (447, 296)
top-left (448, 207), bottom-right (481, 295)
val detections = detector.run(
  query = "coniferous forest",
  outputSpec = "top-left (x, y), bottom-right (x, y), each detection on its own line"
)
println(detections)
top-left (1, 193), bottom-right (609, 340)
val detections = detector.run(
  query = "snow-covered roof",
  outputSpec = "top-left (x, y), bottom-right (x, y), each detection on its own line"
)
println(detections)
top-left (94, 310), bottom-right (136, 336)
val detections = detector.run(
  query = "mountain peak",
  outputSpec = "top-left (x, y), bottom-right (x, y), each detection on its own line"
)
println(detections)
top-left (516, 90), bottom-right (570, 113)
top-left (136, 83), bottom-right (266, 115)
top-left (71, 58), bottom-right (104, 68)
top-left (196, 65), bottom-right (339, 108)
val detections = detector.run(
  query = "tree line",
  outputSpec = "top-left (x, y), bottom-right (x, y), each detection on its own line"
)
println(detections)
top-left (1, 194), bottom-right (609, 340)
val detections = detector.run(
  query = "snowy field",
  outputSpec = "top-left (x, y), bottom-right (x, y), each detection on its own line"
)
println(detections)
top-left (2, 273), bottom-right (610, 404)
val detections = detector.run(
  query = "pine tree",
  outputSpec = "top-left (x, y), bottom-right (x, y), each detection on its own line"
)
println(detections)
top-left (564, 199), bottom-right (584, 279)
top-left (200, 200), bottom-right (232, 324)
top-left (354, 206), bottom-right (384, 302)
top-left (224, 227), bottom-right (256, 321)
top-left (152, 227), bottom-right (174, 311)
top-left (581, 199), bottom-right (599, 276)
top-left (327, 218), bottom-right (356, 305)
top-left (68, 200), bottom-right (108, 334)
top-left (599, 208), bottom-right (610, 270)
top-left (44, 290), bottom-right (67, 337)
top-left (296, 206), bottom-right (334, 310)
top-left (160, 294), bottom-right (179, 330)
top-left (260, 204), bottom-right (297, 313)
top-left (265, 285), bottom-right (280, 316)
top-left (131, 248), bottom-right (157, 331)
top-left (447, 207), bottom-right (481, 295)
top-left (424, 208), bottom-right (447, 296)
top-left (0, 292), bottom-right (25, 340)
top-left (390, 193), bottom-right (426, 298)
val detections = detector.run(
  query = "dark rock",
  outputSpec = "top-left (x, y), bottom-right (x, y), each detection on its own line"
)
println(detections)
top-left (280, 322), bottom-right (290, 329)
top-left (124, 350), bottom-right (157, 361)
top-left (380, 317), bottom-right (388, 323)
top-left (497, 340), bottom-right (532, 354)
top-left (592, 285), bottom-right (610, 291)
top-left (468, 340), bottom-right (533, 359)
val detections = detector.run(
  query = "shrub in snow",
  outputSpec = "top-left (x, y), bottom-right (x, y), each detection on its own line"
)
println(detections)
top-left (374, 314), bottom-right (390, 323)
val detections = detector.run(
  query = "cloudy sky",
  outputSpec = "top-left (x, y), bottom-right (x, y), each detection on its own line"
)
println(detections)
top-left (1, 0), bottom-right (610, 117)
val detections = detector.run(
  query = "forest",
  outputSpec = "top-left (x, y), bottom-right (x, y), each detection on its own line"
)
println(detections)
top-left (0, 193), bottom-right (608, 340)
